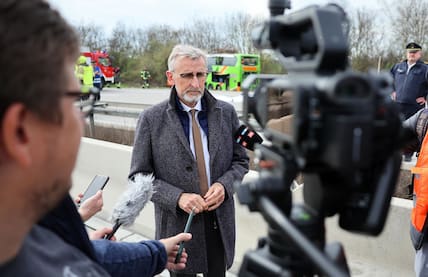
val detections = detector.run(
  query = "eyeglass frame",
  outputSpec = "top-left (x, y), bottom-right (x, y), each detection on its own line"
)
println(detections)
top-left (175, 71), bottom-right (208, 81)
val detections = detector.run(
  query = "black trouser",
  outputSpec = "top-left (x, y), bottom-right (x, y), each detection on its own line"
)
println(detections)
top-left (170, 212), bottom-right (226, 277)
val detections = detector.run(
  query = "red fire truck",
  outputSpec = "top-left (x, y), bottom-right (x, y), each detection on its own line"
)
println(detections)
top-left (81, 48), bottom-right (115, 87)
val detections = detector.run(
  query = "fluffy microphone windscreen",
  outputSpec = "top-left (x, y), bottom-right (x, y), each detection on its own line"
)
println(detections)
top-left (110, 173), bottom-right (154, 226)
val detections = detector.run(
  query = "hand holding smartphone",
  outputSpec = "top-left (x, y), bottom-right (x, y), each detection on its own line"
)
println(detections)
top-left (78, 175), bottom-right (110, 207)
top-left (174, 208), bottom-right (196, 264)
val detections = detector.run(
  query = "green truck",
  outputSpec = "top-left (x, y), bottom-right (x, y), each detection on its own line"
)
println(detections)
top-left (205, 53), bottom-right (261, 91)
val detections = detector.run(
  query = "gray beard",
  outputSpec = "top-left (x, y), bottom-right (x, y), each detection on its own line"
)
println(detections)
top-left (183, 91), bottom-right (203, 103)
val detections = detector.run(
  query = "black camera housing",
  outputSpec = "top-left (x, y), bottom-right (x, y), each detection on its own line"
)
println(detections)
top-left (241, 2), bottom-right (403, 235)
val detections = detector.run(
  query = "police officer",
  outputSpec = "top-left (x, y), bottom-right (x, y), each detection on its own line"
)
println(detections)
top-left (391, 42), bottom-right (428, 120)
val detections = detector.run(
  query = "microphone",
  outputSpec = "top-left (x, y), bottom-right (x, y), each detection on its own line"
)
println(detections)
top-left (234, 124), bottom-right (263, 151)
top-left (105, 173), bottom-right (153, 240)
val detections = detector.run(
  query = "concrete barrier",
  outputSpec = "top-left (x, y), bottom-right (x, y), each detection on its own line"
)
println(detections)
top-left (72, 137), bottom-right (415, 276)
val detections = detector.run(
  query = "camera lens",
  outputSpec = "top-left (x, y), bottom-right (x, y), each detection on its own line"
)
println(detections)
top-left (334, 75), bottom-right (370, 99)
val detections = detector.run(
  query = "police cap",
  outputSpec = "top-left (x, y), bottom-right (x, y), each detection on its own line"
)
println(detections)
top-left (406, 42), bottom-right (422, 52)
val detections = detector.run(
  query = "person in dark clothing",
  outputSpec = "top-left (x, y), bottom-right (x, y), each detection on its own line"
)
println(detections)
top-left (129, 44), bottom-right (249, 277)
top-left (114, 66), bottom-right (121, 88)
top-left (391, 42), bottom-right (428, 161)
top-left (39, 195), bottom-right (188, 277)
top-left (391, 42), bottom-right (428, 120)
top-left (93, 62), bottom-right (103, 100)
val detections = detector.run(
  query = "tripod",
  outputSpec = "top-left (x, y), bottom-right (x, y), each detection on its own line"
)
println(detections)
top-left (236, 144), bottom-right (402, 277)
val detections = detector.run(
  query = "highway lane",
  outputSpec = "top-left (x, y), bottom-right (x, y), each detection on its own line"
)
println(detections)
top-left (99, 87), bottom-right (243, 107)
top-left (92, 87), bottom-right (244, 129)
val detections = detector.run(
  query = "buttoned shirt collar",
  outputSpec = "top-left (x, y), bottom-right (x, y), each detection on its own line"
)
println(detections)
top-left (179, 99), bottom-right (202, 113)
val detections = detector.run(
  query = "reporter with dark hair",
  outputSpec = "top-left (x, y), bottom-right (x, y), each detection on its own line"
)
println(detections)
top-left (0, 0), bottom-right (190, 276)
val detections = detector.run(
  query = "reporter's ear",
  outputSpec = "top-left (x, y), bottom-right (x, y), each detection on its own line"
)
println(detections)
top-left (1, 103), bottom-right (32, 167)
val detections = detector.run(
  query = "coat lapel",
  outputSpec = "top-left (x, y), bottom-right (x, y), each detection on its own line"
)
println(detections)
top-left (166, 108), bottom-right (193, 159)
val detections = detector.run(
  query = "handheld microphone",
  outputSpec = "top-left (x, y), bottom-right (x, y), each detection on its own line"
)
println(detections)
top-left (105, 173), bottom-right (154, 240)
top-left (234, 124), bottom-right (263, 151)
top-left (174, 207), bottom-right (196, 264)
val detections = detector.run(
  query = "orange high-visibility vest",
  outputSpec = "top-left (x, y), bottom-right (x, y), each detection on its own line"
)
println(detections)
top-left (411, 129), bottom-right (428, 252)
top-left (411, 132), bottom-right (428, 232)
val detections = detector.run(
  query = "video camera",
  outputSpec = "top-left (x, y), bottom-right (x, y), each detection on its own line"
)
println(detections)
top-left (236, 1), bottom-right (406, 276)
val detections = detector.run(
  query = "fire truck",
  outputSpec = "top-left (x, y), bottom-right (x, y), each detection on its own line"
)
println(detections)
top-left (81, 47), bottom-right (115, 87)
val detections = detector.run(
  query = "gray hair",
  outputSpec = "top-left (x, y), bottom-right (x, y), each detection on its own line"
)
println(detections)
top-left (167, 44), bottom-right (207, 72)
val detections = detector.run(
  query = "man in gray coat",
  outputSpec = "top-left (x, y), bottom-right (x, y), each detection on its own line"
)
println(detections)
top-left (129, 44), bottom-right (249, 277)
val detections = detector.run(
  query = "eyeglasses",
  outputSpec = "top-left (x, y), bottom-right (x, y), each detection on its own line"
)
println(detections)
top-left (177, 72), bottom-right (208, 81)
top-left (64, 87), bottom-right (99, 118)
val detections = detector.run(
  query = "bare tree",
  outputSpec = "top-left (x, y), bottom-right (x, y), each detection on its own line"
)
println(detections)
top-left (385, 0), bottom-right (428, 54)
top-left (179, 17), bottom-right (228, 52)
top-left (132, 28), bottom-right (150, 56)
top-left (107, 22), bottom-right (138, 70)
top-left (177, 13), bottom-right (263, 54)
top-left (134, 25), bottom-right (180, 86)
top-left (75, 22), bottom-right (107, 51)
top-left (348, 8), bottom-right (381, 71)
top-left (224, 13), bottom-right (263, 53)
top-left (349, 9), bottom-right (378, 57)
top-left (108, 23), bottom-right (133, 55)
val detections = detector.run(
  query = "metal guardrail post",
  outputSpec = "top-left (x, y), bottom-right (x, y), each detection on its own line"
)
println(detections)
top-left (88, 111), bottom-right (95, 137)
top-left (87, 102), bottom-right (110, 137)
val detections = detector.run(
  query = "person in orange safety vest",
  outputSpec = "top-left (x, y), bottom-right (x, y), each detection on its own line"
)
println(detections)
top-left (404, 105), bottom-right (428, 276)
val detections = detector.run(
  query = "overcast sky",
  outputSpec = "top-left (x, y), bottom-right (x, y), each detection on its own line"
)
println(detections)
top-left (48, 0), bottom-right (379, 34)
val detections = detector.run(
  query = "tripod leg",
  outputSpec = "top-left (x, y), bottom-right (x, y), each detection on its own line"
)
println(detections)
top-left (325, 242), bottom-right (350, 275)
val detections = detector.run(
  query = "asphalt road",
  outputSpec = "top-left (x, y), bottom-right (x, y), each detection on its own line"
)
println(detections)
top-left (93, 87), bottom-right (244, 129)
top-left (99, 87), bottom-right (243, 106)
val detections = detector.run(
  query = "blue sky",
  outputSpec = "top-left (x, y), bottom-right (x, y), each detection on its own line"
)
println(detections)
top-left (48, 0), bottom-right (379, 34)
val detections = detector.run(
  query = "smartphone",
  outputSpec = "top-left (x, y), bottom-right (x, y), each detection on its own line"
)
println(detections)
top-left (78, 175), bottom-right (110, 206)
top-left (174, 208), bottom-right (195, 264)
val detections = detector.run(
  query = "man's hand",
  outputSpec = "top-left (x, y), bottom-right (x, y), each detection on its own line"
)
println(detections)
top-left (204, 182), bottom-right (225, 211)
top-left (160, 233), bottom-right (192, 271)
top-left (178, 193), bottom-right (208, 214)
top-left (89, 227), bottom-right (116, 241)
top-left (76, 190), bottom-right (103, 221)
top-left (391, 91), bottom-right (396, 101)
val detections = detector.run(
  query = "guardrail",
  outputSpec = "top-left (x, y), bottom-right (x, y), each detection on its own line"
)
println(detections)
top-left (87, 101), bottom-right (248, 135)
top-left (87, 103), bottom-right (142, 136)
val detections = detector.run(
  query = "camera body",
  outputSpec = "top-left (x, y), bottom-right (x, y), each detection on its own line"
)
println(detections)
top-left (237, 1), bottom-right (405, 276)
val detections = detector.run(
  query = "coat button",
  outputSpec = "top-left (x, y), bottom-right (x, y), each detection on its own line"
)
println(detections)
top-left (185, 166), bottom-right (192, 172)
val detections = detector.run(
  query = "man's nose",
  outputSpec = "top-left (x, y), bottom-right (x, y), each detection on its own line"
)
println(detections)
top-left (190, 75), bottom-right (200, 87)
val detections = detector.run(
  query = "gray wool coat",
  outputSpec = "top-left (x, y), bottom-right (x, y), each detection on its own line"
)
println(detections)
top-left (129, 88), bottom-right (249, 274)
